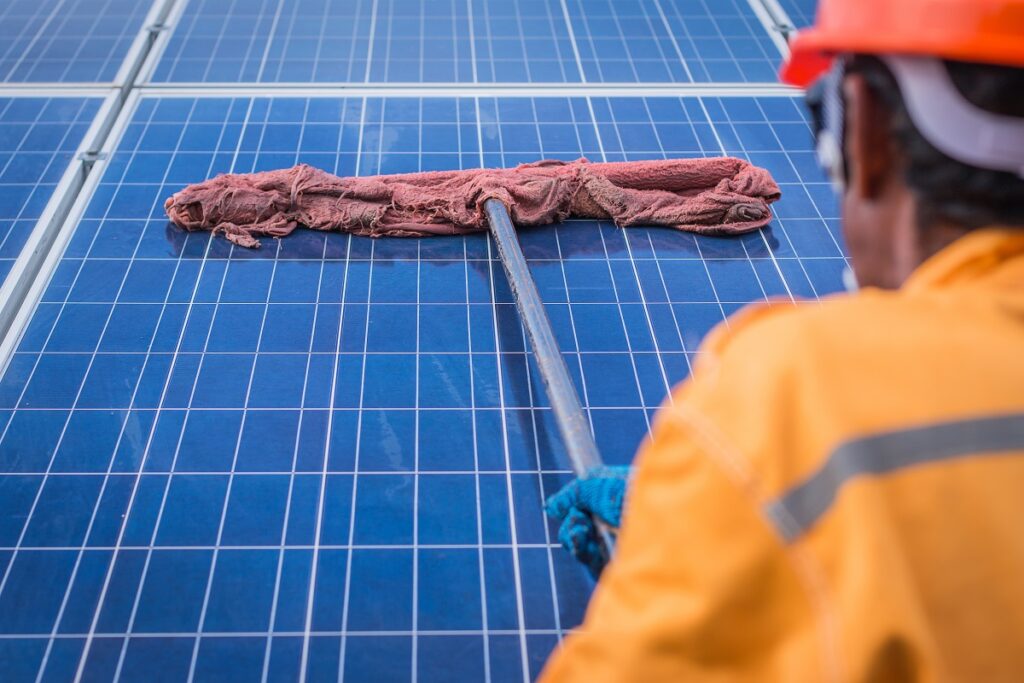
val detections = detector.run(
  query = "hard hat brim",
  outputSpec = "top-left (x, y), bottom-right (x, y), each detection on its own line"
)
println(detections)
top-left (780, 17), bottom-right (1024, 89)
top-left (780, 30), bottom-right (836, 87)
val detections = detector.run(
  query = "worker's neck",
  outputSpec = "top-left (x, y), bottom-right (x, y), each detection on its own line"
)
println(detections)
top-left (900, 215), bottom-right (973, 284)
top-left (872, 200), bottom-right (971, 289)
top-left (917, 218), bottom-right (973, 260)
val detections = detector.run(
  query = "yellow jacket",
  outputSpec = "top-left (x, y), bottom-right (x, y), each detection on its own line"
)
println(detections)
top-left (540, 228), bottom-right (1024, 683)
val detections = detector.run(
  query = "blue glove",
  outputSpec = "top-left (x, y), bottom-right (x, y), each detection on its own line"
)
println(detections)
top-left (545, 466), bottom-right (631, 578)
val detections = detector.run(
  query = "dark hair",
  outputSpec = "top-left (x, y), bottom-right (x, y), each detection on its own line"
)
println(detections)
top-left (847, 55), bottom-right (1024, 229)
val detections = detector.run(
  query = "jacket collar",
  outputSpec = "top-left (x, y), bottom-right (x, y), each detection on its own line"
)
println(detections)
top-left (903, 228), bottom-right (1024, 293)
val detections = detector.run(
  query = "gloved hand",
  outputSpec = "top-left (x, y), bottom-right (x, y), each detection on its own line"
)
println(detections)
top-left (545, 466), bottom-right (632, 578)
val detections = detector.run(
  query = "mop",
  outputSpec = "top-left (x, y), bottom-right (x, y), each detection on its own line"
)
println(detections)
top-left (164, 156), bottom-right (781, 562)
top-left (164, 157), bottom-right (780, 248)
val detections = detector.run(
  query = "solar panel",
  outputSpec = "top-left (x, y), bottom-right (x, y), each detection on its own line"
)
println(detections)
top-left (0, 91), bottom-right (841, 681)
top-left (149, 0), bottom-right (785, 83)
top-left (0, 0), bottom-right (848, 679)
top-left (0, 0), bottom-right (152, 83)
top-left (0, 96), bottom-right (104, 284)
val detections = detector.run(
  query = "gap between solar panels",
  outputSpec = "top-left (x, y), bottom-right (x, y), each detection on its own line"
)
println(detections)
top-left (138, 84), bottom-right (803, 97)
top-left (747, 0), bottom-right (797, 54)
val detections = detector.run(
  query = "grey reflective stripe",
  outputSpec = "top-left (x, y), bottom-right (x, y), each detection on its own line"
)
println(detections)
top-left (764, 413), bottom-right (1024, 542)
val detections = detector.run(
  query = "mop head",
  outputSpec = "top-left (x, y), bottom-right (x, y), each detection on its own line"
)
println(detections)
top-left (163, 157), bottom-right (781, 248)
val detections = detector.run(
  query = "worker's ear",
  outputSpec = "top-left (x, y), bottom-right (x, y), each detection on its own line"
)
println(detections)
top-left (844, 73), bottom-right (893, 200)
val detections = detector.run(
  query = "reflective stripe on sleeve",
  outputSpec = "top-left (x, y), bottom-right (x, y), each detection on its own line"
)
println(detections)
top-left (764, 413), bottom-right (1024, 542)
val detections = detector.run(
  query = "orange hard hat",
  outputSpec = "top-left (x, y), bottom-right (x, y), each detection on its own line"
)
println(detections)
top-left (781, 0), bottom-right (1024, 86)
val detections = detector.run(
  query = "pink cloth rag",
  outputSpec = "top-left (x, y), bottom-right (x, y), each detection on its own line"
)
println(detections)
top-left (163, 157), bottom-right (781, 248)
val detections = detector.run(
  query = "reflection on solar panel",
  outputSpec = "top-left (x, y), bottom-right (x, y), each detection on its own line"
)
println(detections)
top-left (0, 0), bottom-right (151, 83)
top-left (150, 0), bottom-right (783, 83)
top-left (0, 97), bottom-right (102, 282)
top-left (0, 92), bottom-right (840, 681)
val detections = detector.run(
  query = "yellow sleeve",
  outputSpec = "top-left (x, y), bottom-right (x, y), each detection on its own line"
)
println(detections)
top-left (540, 306), bottom-right (828, 683)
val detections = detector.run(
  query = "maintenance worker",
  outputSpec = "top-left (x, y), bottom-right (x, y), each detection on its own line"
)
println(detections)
top-left (541, 0), bottom-right (1024, 681)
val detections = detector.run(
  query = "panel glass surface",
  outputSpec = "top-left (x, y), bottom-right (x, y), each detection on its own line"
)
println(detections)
top-left (151, 0), bottom-right (785, 83)
top-left (0, 0), bottom-right (151, 83)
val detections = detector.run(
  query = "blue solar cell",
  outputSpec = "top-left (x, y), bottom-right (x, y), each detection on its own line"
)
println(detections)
top-left (121, 636), bottom-right (194, 682)
top-left (0, 93), bottom-right (843, 681)
top-left (204, 549), bottom-right (278, 630)
top-left (0, 98), bottom-right (102, 286)
top-left (151, 0), bottom-right (784, 83)
top-left (194, 636), bottom-right (266, 682)
top-left (0, 0), bottom-right (151, 83)
top-left (133, 550), bottom-right (211, 630)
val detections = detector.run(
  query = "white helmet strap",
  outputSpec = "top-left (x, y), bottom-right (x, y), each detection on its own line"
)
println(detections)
top-left (883, 55), bottom-right (1024, 179)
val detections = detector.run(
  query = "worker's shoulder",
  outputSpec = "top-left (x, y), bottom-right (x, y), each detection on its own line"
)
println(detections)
top-left (700, 290), bottom-right (918, 371)
top-left (674, 290), bottom-right (929, 448)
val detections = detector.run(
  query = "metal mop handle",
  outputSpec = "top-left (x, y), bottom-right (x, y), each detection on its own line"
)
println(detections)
top-left (484, 199), bottom-right (616, 559)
